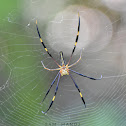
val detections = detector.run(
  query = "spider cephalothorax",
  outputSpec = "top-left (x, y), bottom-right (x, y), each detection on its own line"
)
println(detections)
top-left (60, 65), bottom-right (69, 76)
top-left (36, 12), bottom-right (102, 114)
top-left (59, 51), bottom-right (69, 76)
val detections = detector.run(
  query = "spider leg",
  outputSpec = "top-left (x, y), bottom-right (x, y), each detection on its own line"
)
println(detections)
top-left (41, 61), bottom-right (61, 71)
top-left (70, 69), bottom-right (102, 80)
top-left (42, 73), bottom-right (61, 114)
top-left (69, 73), bottom-right (86, 108)
top-left (67, 48), bottom-right (82, 68)
top-left (41, 72), bottom-right (60, 104)
top-left (67, 12), bottom-right (80, 66)
top-left (36, 20), bottom-right (61, 67)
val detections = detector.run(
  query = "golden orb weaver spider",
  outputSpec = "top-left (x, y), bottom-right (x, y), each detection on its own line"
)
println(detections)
top-left (36, 12), bottom-right (102, 114)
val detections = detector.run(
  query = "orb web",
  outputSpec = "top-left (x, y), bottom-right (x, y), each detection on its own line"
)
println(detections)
top-left (0, 0), bottom-right (126, 126)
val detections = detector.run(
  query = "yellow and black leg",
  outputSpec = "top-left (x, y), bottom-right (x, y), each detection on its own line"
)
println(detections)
top-left (72, 12), bottom-right (80, 55)
top-left (69, 73), bottom-right (86, 108)
top-left (67, 12), bottom-right (80, 65)
top-left (41, 72), bottom-right (60, 104)
top-left (36, 20), bottom-right (61, 67)
top-left (42, 74), bottom-right (61, 114)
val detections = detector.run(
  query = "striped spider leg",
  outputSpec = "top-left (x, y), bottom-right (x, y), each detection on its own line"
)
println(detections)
top-left (42, 73), bottom-right (61, 114)
top-left (36, 20), bottom-right (61, 68)
top-left (36, 12), bottom-right (102, 114)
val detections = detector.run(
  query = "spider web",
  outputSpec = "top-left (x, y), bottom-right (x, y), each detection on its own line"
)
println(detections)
top-left (0, 0), bottom-right (126, 126)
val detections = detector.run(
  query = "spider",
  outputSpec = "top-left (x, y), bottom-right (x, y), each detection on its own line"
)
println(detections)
top-left (36, 12), bottom-right (102, 114)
